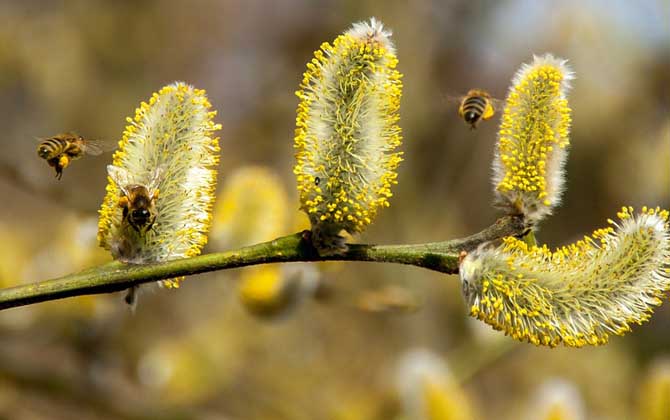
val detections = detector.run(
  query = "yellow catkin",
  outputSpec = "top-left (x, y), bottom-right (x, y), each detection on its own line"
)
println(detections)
top-left (492, 54), bottom-right (573, 224)
top-left (98, 82), bottom-right (221, 288)
top-left (293, 18), bottom-right (403, 252)
top-left (460, 207), bottom-right (670, 347)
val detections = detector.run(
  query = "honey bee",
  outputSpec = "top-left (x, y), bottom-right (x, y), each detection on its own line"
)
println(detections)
top-left (452, 89), bottom-right (501, 129)
top-left (107, 166), bottom-right (162, 234)
top-left (107, 166), bottom-right (164, 307)
top-left (36, 133), bottom-right (106, 179)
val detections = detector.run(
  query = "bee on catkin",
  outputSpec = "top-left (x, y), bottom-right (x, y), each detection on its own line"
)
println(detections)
top-left (108, 166), bottom-right (162, 236)
top-left (36, 133), bottom-right (106, 179)
top-left (98, 82), bottom-right (221, 305)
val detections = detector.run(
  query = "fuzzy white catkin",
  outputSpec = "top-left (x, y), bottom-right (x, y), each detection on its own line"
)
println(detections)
top-left (460, 207), bottom-right (670, 347)
top-left (98, 82), bottom-right (221, 289)
top-left (293, 18), bottom-right (403, 252)
top-left (492, 54), bottom-right (573, 224)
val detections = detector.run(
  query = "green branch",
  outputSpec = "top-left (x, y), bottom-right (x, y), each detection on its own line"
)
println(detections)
top-left (0, 215), bottom-right (525, 311)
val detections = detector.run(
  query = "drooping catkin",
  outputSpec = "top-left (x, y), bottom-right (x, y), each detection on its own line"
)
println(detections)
top-left (460, 207), bottom-right (670, 347)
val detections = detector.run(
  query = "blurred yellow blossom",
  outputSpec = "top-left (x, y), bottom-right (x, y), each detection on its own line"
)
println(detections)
top-left (639, 358), bottom-right (670, 420)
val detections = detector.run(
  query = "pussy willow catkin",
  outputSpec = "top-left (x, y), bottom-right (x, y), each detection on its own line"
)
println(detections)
top-left (98, 82), bottom-right (221, 288)
top-left (293, 18), bottom-right (403, 252)
top-left (492, 54), bottom-right (573, 224)
top-left (460, 207), bottom-right (670, 347)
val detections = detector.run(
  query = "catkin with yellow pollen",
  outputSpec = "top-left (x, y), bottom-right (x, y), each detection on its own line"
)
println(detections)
top-left (460, 207), bottom-right (670, 347)
top-left (293, 18), bottom-right (403, 252)
top-left (98, 82), bottom-right (221, 290)
top-left (492, 54), bottom-right (573, 224)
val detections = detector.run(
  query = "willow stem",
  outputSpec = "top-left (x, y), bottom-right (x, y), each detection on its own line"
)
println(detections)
top-left (0, 215), bottom-right (525, 311)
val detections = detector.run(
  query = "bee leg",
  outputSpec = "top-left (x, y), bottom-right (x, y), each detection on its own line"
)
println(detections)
top-left (145, 220), bottom-right (155, 233)
top-left (55, 168), bottom-right (63, 180)
top-left (118, 196), bottom-right (129, 209)
top-left (125, 286), bottom-right (139, 309)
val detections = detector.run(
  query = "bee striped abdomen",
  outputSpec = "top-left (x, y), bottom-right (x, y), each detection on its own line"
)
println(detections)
top-left (37, 137), bottom-right (68, 159)
top-left (457, 89), bottom-right (496, 129)
top-left (462, 96), bottom-right (487, 120)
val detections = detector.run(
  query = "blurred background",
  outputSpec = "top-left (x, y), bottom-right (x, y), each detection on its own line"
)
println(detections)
top-left (0, 0), bottom-right (668, 419)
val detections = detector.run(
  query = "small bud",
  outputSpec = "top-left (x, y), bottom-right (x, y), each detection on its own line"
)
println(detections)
top-left (492, 54), bottom-right (573, 224)
top-left (460, 207), bottom-right (670, 347)
top-left (293, 18), bottom-right (403, 253)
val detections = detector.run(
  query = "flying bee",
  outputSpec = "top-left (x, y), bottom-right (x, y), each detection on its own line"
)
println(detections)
top-left (36, 133), bottom-right (106, 179)
top-left (449, 89), bottom-right (502, 129)
top-left (107, 165), bottom-right (163, 234)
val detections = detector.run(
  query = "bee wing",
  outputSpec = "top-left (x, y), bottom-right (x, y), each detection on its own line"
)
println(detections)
top-left (81, 139), bottom-right (114, 156)
top-left (107, 165), bottom-right (131, 195)
top-left (443, 93), bottom-right (469, 118)
top-left (146, 165), bottom-right (166, 194)
top-left (443, 93), bottom-right (465, 106)
top-left (490, 97), bottom-right (505, 111)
